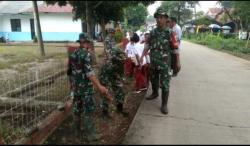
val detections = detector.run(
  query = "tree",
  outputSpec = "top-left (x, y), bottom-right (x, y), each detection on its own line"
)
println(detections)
top-left (196, 11), bottom-right (204, 19)
top-left (125, 3), bottom-right (148, 31)
top-left (33, 0), bottom-right (45, 56)
top-left (159, 1), bottom-right (194, 25)
top-left (233, 1), bottom-right (250, 31)
top-left (217, 1), bottom-right (239, 31)
top-left (187, 1), bottom-right (200, 20)
top-left (46, 1), bottom-right (153, 38)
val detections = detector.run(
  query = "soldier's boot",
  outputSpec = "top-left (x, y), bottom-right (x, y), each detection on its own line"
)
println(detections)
top-left (73, 115), bottom-right (82, 140)
top-left (146, 88), bottom-right (159, 100)
top-left (116, 103), bottom-right (129, 117)
top-left (161, 91), bottom-right (169, 115)
top-left (102, 109), bottom-right (112, 120)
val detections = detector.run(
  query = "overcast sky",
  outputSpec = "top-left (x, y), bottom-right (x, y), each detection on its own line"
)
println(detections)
top-left (147, 1), bottom-right (221, 16)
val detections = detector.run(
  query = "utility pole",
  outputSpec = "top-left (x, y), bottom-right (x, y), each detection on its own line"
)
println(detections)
top-left (33, 0), bottom-right (45, 56)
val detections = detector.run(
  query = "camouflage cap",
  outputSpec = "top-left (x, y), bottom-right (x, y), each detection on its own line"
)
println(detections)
top-left (109, 47), bottom-right (125, 61)
top-left (154, 8), bottom-right (169, 18)
top-left (76, 33), bottom-right (91, 43)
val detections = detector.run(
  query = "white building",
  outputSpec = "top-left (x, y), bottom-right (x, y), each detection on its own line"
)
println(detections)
top-left (0, 1), bottom-right (104, 42)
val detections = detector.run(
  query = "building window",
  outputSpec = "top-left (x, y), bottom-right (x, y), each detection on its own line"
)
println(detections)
top-left (10, 19), bottom-right (21, 32)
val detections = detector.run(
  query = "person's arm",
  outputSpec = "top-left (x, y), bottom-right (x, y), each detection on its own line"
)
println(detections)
top-left (170, 31), bottom-right (181, 72)
top-left (88, 75), bottom-right (112, 101)
top-left (84, 52), bottom-right (112, 101)
top-left (140, 43), bottom-right (149, 64)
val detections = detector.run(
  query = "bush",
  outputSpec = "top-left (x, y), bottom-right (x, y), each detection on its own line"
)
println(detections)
top-left (184, 32), bottom-right (250, 55)
top-left (115, 31), bottom-right (123, 43)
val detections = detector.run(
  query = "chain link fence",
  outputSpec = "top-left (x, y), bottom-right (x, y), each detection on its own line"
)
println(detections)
top-left (0, 57), bottom-right (70, 144)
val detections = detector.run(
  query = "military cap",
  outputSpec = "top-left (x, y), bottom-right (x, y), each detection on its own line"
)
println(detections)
top-left (76, 33), bottom-right (91, 43)
top-left (154, 8), bottom-right (169, 18)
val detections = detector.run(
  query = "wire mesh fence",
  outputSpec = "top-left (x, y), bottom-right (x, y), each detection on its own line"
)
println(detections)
top-left (0, 58), bottom-right (70, 144)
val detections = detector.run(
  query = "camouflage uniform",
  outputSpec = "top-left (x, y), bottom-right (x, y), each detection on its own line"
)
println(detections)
top-left (98, 47), bottom-right (128, 117)
top-left (104, 28), bottom-right (116, 57)
top-left (146, 8), bottom-right (178, 115)
top-left (68, 46), bottom-right (97, 141)
top-left (148, 27), bottom-right (174, 97)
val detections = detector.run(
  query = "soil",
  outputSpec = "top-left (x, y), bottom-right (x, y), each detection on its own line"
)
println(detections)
top-left (44, 49), bottom-right (147, 145)
top-left (44, 78), bottom-right (146, 145)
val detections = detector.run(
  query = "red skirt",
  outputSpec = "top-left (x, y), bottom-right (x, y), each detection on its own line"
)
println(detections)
top-left (134, 65), bottom-right (148, 91)
top-left (124, 58), bottom-right (135, 77)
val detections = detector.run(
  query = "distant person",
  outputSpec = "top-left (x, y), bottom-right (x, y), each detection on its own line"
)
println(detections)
top-left (140, 8), bottom-right (179, 115)
top-left (170, 17), bottom-right (182, 76)
top-left (67, 33), bottom-right (112, 142)
top-left (132, 33), bottom-right (147, 93)
top-left (99, 47), bottom-right (129, 119)
top-left (142, 33), bottom-right (151, 88)
top-left (104, 28), bottom-right (116, 59)
top-left (122, 31), bottom-right (129, 50)
top-left (124, 36), bottom-right (135, 77)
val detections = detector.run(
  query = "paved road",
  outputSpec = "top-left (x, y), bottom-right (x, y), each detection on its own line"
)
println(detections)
top-left (122, 41), bottom-right (250, 144)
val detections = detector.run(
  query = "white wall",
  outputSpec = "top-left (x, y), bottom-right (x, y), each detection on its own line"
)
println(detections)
top-left (0, 13), bottom-right (82, 33)
top-left (39, 13), bottom-right (81, 32)
top-left (0, 14), bottom-right (33, 32)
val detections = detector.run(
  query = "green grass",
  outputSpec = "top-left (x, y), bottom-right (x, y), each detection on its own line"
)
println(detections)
top-left (0, 44), bottom-right (68, 70)
top-left (183, 33), bottom-right (250, 60)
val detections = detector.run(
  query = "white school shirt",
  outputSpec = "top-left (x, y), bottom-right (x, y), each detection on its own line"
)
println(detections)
top-left (125, 42), bottom-right (135, 58)
top-left (173, 24), bottom-right (182, 54)
top-left (133, 42), bottom-right (147, 65)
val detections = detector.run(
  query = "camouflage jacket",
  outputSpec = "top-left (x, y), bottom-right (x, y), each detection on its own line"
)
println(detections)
top-left (67, 47), bottom-right (95, 96)
top-left (99, 47), bottom-right (125, 86)
top-left (104, 35), bottom-right (116, 54)
top-left (148, 27), bottom-right (178, 69)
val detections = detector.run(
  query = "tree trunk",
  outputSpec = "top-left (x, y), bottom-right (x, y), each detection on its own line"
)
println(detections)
top-left (32, 0), bottom-right (45, 56)
top-left (101, 19), bottom-right (106, 39)
top-left (85, 1), bottom-right (91, 38)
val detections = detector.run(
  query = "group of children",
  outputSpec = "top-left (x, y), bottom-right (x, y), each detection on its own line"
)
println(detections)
top-left (124, 32), bottom-right (151, 93)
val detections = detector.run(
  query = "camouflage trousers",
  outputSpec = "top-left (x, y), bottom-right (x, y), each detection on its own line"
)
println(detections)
top-left (150, 66), bottom-right (171, 97)
top-left (72, 88), bottom-right (97, 141)
top-left (101, 80), bottom-right (125, 111)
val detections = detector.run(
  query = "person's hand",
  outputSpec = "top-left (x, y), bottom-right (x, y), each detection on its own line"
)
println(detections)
top-left (139, 57), bottom-right (144, 64)
top-left (98, 85), bottom-right (109, 95)
top-left (105, 92), bottom-right (113, 102)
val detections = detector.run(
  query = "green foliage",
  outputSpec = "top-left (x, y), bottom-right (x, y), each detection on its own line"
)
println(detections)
top-left (183, 33), bottom-right (250, 54)
top-left (196, 11), bottom-right (204, 19)
top-left (159, 1), bottom-right (197, 25)
top-left (126, 3), bottom-right (148, 31)
top-left (233, 1), bottom-right (250, 31)
top-left (115, 31), bottom-right (124, 43)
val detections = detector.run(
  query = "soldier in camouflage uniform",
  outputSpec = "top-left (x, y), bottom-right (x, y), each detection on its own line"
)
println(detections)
top-left (99, 47), bottom-right (129, 119)
top-left (140, 8), bottom-right (179, 115)
top-left (104, 28), bottom-right (116, 58)
top-left (67, 33), bottom-right (112, 142)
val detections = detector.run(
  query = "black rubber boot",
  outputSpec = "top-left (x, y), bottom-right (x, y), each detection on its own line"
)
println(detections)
top-left (146, 90), bottom-right (159, 100)
top-left (161, 91), bottom-right (169, 115)
top-left (146, 82), bottom-right (159, 100)
top-left (73, 115), bottom-right (82, 143)
top-left (116, 103), bottom-right (129, 117)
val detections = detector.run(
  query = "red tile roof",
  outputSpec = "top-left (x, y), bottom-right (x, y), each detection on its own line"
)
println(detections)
top-left (23, 3), bottom-right (73, 13)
